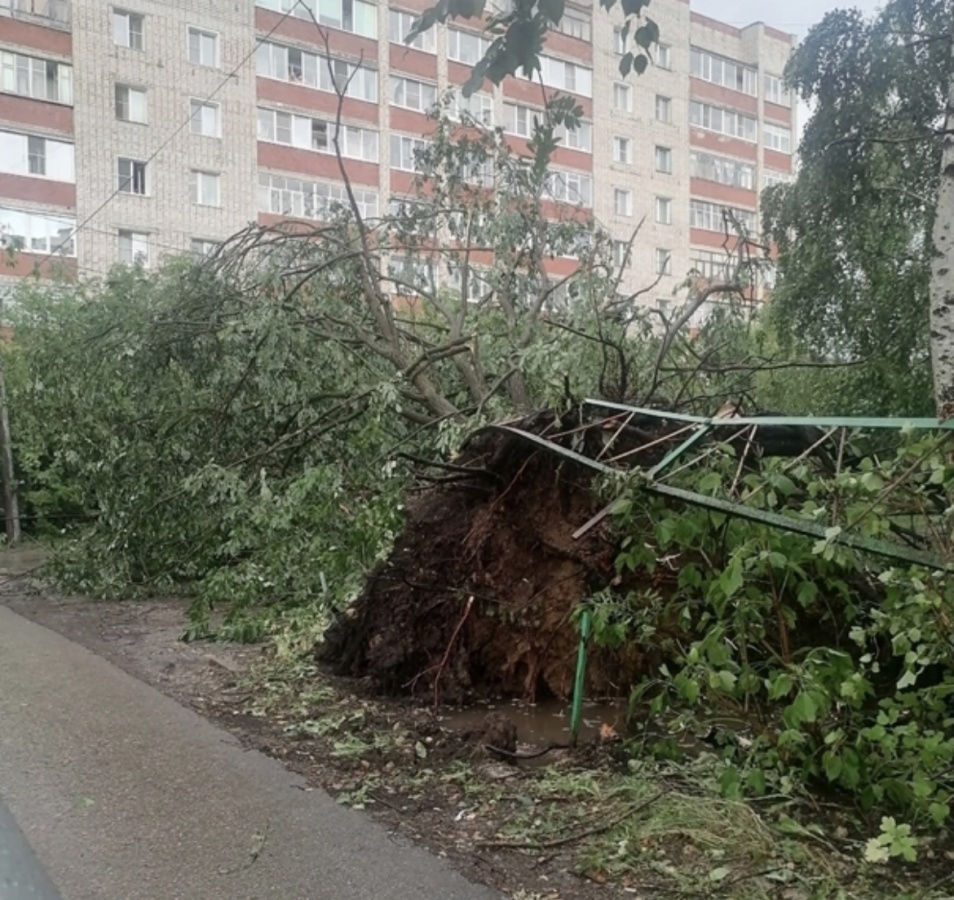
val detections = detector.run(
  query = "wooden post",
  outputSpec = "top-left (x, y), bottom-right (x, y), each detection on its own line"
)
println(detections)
top-left (0, 296), bottom-right (20, 545)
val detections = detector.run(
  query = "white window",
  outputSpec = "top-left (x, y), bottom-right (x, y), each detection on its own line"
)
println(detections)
top-left (655, 248), bottom-right (672, 275)
top-left (0, 206), bottom-right (75, 256)
top-left (189, 99), bottom-right (220, 137)
top-left (257, 107), bottom-right (379, 161)
top-left (118, 157), bottom-right (147, 195)
top-left (690, 150), bottom-right (755, 189)
top-left (460, 155), bottom-right (494, 186)
top-left (191, 238), bottom-right (219, 259)
top-left (190, 170), bottom-right (220, 206)
top-left (0, 51), bottom-right (73, 104)
top-left (544, 169), bottom-right (592, 206)
top-left (557, 9), bottom-right (591, 41)
top-left (387, 254), bottom-right (434, 294)
top-left (188, 26), bottom-right (218, 67)
top-left (113, 10), bottom-right (144, 50)
top-left (613, 27), bottom-right (626, 55)
top-left (446, 264), bottom-right (492, 302)
top-left (390, 134), bottom-right (429, 172)
top-left (115, 84), bottom-right (147, 123)
top-left (612, 136), bottom-right (630, 164)
top-left (315, 0), bottom-right (377, 37)
top-left (690, 199), bottom-right (757, 233)
top-left (255, 43), bottom-right (377, 101)
top-left (654, 145), bottom-right (672, 174)
top-left (388, 9), bottom-right (436, 52)
top-left (0, 130), bottom-right (74, 181)
top-left (655, 95), bottom-right (671, 124)
top-left (555, 119), bottom-right (591, 152)
top-left (534, 55), bottom-right (592, 97)
top-left (613, 187), bottom-right (632, 217)
top-left (450, 91), bottom-right (494, 126)
top-left (447, 29), bottom-right (489, 65)
top-left (657, 44), bottom-right (671, 69)
top-left (390, 75), bottom-right (437, 113)
top-left (655, 196), bottom-right (672, 225)
top-left (612, 240), bottom-right (631, 269)
top-left (690, 47), bottom-right (757, 95)
top-left (764, 123), bottom-right (792, 153)
top-left (504, 102), bottom-right (536, 137)
top-left (258, 172), bottom-right (378, 219)
top-left (689, 101), bottom-right (757, 142)
top-left (613, 83), bottom-right (631, 112)
top-left (763, 170), bottom-right (791, 189)
top-left (118, 229), bottom-right (149, 265)
top-left (690, 249), bottom-right (732, 280)
top-left (764, 73), bottom-right (790, 106)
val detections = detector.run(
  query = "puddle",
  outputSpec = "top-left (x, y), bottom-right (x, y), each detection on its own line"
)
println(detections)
top-left (440, 697), bottom-right (629, 748)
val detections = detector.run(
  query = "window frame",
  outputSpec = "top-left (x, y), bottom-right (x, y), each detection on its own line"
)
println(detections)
top-left (187, 25), bottom-right (219, 68)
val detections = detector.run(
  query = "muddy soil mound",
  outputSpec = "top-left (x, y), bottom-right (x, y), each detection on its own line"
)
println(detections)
top-left (319, 408), bottom-right (680, 703)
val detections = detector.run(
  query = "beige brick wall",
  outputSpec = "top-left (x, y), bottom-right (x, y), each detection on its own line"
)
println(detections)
top-left (71, 0), bottom-right (258, 273)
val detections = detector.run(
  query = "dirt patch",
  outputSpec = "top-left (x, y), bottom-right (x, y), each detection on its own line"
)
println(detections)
top-left (320, 410), bottom-right (680, 703)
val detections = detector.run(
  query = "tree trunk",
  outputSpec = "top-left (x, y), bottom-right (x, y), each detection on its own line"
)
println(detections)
top-left (929, 47), bottom-right (954, 419)
top-left (0, 342), bottom-right (20, 545)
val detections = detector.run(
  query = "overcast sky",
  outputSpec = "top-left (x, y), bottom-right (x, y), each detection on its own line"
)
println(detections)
top-left (691, 0), bottom-right (884, 143)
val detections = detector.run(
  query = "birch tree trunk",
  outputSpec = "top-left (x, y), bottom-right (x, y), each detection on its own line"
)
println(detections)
top-left (929, 40), bottom-right (954, 419)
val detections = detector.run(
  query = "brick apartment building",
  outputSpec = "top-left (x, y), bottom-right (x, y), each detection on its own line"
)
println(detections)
top-left (0, 0), bottom-right (795, 317)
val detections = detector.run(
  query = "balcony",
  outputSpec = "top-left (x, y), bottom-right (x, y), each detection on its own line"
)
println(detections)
top-left (0, 0), bottom-right (71, 31)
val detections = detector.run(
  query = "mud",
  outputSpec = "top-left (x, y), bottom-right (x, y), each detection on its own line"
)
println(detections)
top-left (319, 409), bottom-right (685, 704)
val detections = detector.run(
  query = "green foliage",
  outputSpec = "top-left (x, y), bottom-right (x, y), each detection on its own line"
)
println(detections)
top-left (589, 430), bottom-right (954, 830)
top-left (763, 0), bottom-right (949, 415)
top-left (407, 0), bottom-right (657, 97)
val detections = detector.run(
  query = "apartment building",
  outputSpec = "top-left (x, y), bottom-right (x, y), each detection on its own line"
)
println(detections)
top-left (0, 0), bottom-right (795, 314)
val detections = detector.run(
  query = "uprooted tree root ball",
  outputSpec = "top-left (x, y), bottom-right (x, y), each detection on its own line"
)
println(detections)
top-left (318, 408), bottom-right (677, 703)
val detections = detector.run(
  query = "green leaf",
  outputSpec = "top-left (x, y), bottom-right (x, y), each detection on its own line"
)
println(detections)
top-left (632, 53), bottom-right (649, 75)
top-left (539, 0), bottom-right (564, 24)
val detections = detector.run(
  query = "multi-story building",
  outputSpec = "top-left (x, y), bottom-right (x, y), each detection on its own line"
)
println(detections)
top-left (0, 0), bottom-right (795, 315)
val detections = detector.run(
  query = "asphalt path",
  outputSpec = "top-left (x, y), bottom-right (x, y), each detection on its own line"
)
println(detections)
top-left (0, 604), bottom-right (501, 900)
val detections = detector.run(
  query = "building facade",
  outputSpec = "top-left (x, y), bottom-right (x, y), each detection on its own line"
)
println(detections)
top-left (0, 0), bottom-right (795, 313)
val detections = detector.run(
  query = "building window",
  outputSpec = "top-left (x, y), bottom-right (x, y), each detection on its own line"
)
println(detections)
top-left (612, 241), bottom-right (631, 269)
top-left (448, 28), bottom-right (489, 65)
top-left (690, 150), bottom-right (755, 189)
top-left (316, 0), bottom-right (377, 37)
top-left (257, 107), bottom-right (379, 161)
top-left (255, 42), bottom-right (377, 101)
top-left (655, 248), bottom-right (672, 275)
top-left (555, 119), bottom-right (591, 152)
top-left (655, 196), bottom-right (672, 225)
top-left (690, 249), bottom-right (733, 280)
top-left (113, 10), bottom-right (144, 50)
top-left (450, 91), bottom-right (495, 127)
top-left (654, 145), bottom-right (672, 174)
top-left (613, 187), bottom-right (632, 217)
top-left (189, 99), bottom-right (220, 137)
top-left (655, 95), bottom-right (671, 124)
top-left (0, 205), bottom-right (75, 256)
top-left (613, 83), bottom-right (631, 112)
top-left (656, 44), bottom-right (671, 69)
top-left (190, 170), bottom-right (221, 206)
top-left (115, 84), bottom-right (147, 123)
top-left (690, 47), bottom-right (757, 96)
top-left (258, 172), bottom-right (378, 219)
top-left (764, 73), bottom-right (790, 106)
top-left (764, 123), bottom-right (793, 153)
top-left (556, 8), bottom-right (591, 41)
top-left (191, 238), bottom-right (219, 259)
top-left (613, 27), bottom-right (626, 54)
top-left (0, 130), bottom-right (75, 181)
top-left (0, 51), bottom-right (73, 104)
top-left (390, 134), bottom-right (430, 172)
top-left (118, 157), bottom-right (147, 195)
top-left (612, 136), bottom-right (631, 164)
top-left (118, 229), bottom-right (149, 266)
top-left (690, 198), bottom-right (757, 233)
top-left (544, 169), bottom-right (592, 206)
top-left (689, 100), bottom-right (756, 142)
top-left (763, 170), bottom-right (792, 189)
top-left (388, 9), bottom-right (436, 52)
top-left (531, 55), bottom-right (592, 97)
top-left (187, 26), bottom-right (218, 67)
top-left (390, 75), bottom-right (437, 113)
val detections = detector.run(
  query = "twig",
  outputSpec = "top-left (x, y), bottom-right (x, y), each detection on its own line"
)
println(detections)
top-left (433, 594), bottom-right (474, 708)
top-left (476, 790), bottom-right (664, 850)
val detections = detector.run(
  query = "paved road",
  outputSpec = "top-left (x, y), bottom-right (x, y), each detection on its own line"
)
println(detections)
top-left (0, 605), bottom-right (501, 900)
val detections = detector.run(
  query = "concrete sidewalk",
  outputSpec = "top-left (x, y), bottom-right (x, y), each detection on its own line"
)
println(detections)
top-left (0, 605), bottom-right (500, 900)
